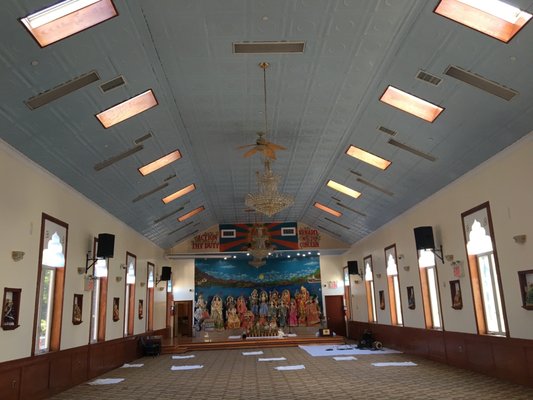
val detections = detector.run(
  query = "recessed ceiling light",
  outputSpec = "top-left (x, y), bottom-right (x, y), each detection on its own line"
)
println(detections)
top-left (96, 90), bottom-right (158, 128)
top-left (314, 202), bottom-right (342, 218)
top-left (20, 0), bottom-right (118, 47)
top-left (138, 149), bottom-right (182, 176)
top-left (327, 180), bottom-right (361, 199)
top-left (434, 0), bottom-right (532, 43)
top-left (162, 184), bottom-right (196, 204)
top-left (380, 86), bottom-right (443, 122)
top-left (346, 145), bottom-right (391, 170)
top-left (178, 206), bottom-right (205, 222)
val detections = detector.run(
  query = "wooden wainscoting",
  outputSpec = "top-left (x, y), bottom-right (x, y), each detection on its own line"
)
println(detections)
top-left (0, 329), bottom-right (169, 400)
top-left (347, 321), bottom-right (533, 388)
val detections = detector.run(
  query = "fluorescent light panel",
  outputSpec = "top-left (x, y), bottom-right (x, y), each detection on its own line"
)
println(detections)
top-left (138, 149), bottom-right (181, 176)
top-left (346, 145), bottom-right (391, 170)
top-left (96, 90), bottom-right (158, 128)
top-left (162, 184), bottom-right (195, 204)
top-left (327, 180), bottom-right (361, 199)
top-left (20, 0), bottom-right (118, 47)
top-left (314, 202), bottom-right (342, 218)
top-left (434, 0), bottom-right (532, 43)
top-left (380, 86), bottom-right (443, 122)
top-left (178, 206), bottom-right (205, 222)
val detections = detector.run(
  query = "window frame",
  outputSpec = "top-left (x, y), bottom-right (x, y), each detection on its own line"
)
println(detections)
top-left (124, 252), bottom-right (136, 336)
top-left (146, 262), bottom-right (155, 331)
top-left (384, 244), bottom-right (403, 326)
top-left (363, 255), bottom-right (378, 323)
top-left (417, 250), bottom-right (443, 330)
top-left (89, 236), bottom-right (108, 343)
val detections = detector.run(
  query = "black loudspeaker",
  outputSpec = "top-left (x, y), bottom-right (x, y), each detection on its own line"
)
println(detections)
top-left (160, 266), bottom-right (172, 281)
top-left (347, 260), bottom-right (358, 275)
top-left (96, 233), bottom-right (115, 258)
top-left (413, 226), bottom-right (435, 250)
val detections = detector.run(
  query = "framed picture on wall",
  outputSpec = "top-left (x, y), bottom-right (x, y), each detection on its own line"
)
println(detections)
top-left (518, 270), bottom-right (533, 310)
top-left (450, 280), bottom-right (463, 310)
top-left (113, 297), bottom-right (120, 321)
top-left (379, 290), bottom-right (385, 310)
top-left (407, 286), bottom-right (416, 310)
top-left (2, 288), bottom-right (21, 330)
top-left (72, 294), bottom-right (83, 325)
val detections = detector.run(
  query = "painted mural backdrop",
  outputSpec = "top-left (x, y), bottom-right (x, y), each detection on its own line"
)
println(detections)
top-left (194, 256), bottom-right (322, 331)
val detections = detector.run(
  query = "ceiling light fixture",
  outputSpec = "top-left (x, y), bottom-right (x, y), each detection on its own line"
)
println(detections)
top-left (314, 202), bottom-right (342, 218)
top-left (96, 89), bottom-right (158, 128)
top-left (380, 86), bottom-right (444, 122)
top-left (162, 184), bottom-right (195, 204)
top-left (434, 0), bottom-right (532, 43)
top-left (20, 0), bottom-right (118, 47)
top-left (178, 206), bottom-right (205, 222)
top-left (346, 145), bottom-right (391, 170)
top-left (138, 149), bottom-right (182, 176)
top-left (327, 180), bottom-right (361, 199)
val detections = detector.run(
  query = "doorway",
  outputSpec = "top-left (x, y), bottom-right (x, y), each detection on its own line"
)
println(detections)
top-left (173, 300), bottom-right (193, 338)
top-left (325, 295), bottom-right (346, 337)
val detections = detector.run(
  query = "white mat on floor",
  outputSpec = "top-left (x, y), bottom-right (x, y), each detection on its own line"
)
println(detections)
top-left (275, 365), bottom-right (305, 371)
top-left (121, 363), bottom-right (144, 368)
top-left (171, 365), bottom-right (204, 371)
top-left (372, 362), bottom-right (417, 367)
top-left (333, 356), bottom-right (357, 361)
top-left (299, 345), bottom-right (402, 357)
top-left (258, 357), bottom-right (287, 362)
top-left (172, 355), bottom-right (195, 359)
top-left (242, 351), bottom-right (263, 355)
top-left (228, 335), bottom-right (242, 339)
top-left (88, 378), bottom-right (124, 385)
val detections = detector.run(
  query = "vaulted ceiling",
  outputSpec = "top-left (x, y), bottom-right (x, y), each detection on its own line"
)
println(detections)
top-left (2, 0), bottom-right (532, 249)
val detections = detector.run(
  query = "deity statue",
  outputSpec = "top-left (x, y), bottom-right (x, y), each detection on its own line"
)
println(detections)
top-left (259, 290), bottom-right (269, 324)
top-left (236, 295), bottom-right (247, 322)
top-left (306, 295), bottom-right (321, 326)
top-left (249, 289), bottom-right (259, 316)
top-left (281, 289), bottom-right (290, 307)
top-left (288, 298), bottom-right (298, 327)
top-left (278, 301), bottom-right (288, 328)
top-left (226, 304), bottom-right (241, 329)
top-left (210, 295), bottom-right (224, 330)
top-left (194, 293), bottom-right (208, 331)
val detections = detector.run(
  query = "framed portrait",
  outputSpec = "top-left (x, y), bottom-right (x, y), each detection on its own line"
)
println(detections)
top-left (2, 288), bottom-right (21, 330)
top-left (407, 286), bottom-right (416, 310)
top-left (518, 270), bottom-right (533, 310)
top-left (72, 294), bottom-right (83, 325)
top-left (138, 299), bottom-right (144, 319)
top-left (379, 290), bottom-right (385, 310)
top-left (450, 280), bottom-right (463, 310)
top-left (113, 297), bottom-right (120, 321)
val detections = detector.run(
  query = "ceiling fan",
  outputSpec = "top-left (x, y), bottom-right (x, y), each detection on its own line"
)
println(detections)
top-left (237, 62), bottom-right (286, 160)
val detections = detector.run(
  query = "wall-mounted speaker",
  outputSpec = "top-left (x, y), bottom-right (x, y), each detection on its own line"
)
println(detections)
top-left (160, 266), bottom-right (172, 281)
top-left (96, 233), bottom-right (115, 258)
top-left (414, 226), bottom-right (435, 250)
top-left (347, 260), bottom-right (358, 275)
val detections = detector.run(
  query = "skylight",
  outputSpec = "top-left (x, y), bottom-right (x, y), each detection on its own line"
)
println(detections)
top-left (162, 184), bottom-right (196, 204)
top-left (96, 90), bottom-right (158, 128)
top-left (20, 0), bottom-right (118, 47)
top-left (314, 202), bottom-right (342, 218)
top-left (380, 86), bottom-right (443, 122)
top-left (178, 206), bottom-right (205, 222)
top-left (327, 180), bottom-right (361, 199)
top-left (434, 0), bottom-right (532, 43)
top-left (138, 149), bottom-right (182, 176)
top-left (346, 145), bottom-right (391, 170)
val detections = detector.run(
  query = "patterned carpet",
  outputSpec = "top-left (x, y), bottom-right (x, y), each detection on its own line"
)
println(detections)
top-left (50, 346), bottom-right (533, 399)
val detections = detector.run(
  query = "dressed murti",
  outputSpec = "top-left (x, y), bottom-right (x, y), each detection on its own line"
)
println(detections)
top-left (236, 295), bottom-right (247, 322)
top-left (194, 293), bottom-right (208, 331)
top-left (306, 295), bottom-right (321, 325)
top-left (249, 289), bottom-right (259, 316)
top-left (226, 304), bottom-right (241, 329)
top-left (288, 298), bottom-right (298, 327)
top-left (210, 295), bottom-right (224, 329)
top-left (259, 290), bottom-right (269, 324)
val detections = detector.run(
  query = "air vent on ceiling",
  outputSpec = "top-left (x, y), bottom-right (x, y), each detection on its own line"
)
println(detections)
top-left (335, 202), bottom-right (367, 217)
top-left (387, 139), bottom-right (436, 162)
top-left (100, 76), bottom-right (126, 93)
top-left (134, 132), bottom-right (153, 145)
top-left (132, 183), bottom-right (169, 203)
top-left (164, 174), bottom-right (177, 182)
top-left (25, 70), bottom-right (100, 110)
top-left (325, 217), bottom-right (350, 230)
top-left (416, 70), bottom-right (442, 86)
top-left (349, 170), bottom-right (362, 177)
top-left (233, 41), bottom-right (305, 54)
top-left (331, 196), bottom-right (341, 202)
top-left (356, 178), bottom-right (394, 197)
top-left (167, 221), bottom-right (194, 235)
top-left (94, 145), bottom-right (144, 171)
top-left (175, 230), bottom-right (199, 243)
top-left (377, 126), bottom-right (397, 136)
top-left (317, 225), bottom-right (341, 237)
top-left (154, 201), bottom-right (190, 224)
top-left (444, 65), bottom-right (518, 101)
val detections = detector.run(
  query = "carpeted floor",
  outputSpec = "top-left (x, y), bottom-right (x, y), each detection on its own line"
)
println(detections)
top-left (50, 346), bottom-right (533, 399)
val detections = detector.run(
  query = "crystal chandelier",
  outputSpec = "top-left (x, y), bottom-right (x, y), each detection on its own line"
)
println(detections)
top-left (247, 223), bottom-right (274, 268)
top-left (245, 158), bottom-right (294, 217)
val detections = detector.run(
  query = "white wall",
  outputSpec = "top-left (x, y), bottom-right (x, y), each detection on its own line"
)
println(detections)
top-left (345, 132), bottom-right (533, 339)
top-left (0, 140), bottom-right (167, 363)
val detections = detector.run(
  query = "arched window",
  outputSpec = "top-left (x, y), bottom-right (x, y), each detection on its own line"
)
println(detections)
top-left (364, 255), bottom-right (377, 323)
top-left (385, 244), bottom-right (403, 326)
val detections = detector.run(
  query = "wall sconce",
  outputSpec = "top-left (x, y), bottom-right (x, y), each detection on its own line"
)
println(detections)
top-left (140, 282), bottom-right (146, 287)
top-left (513, 234), bottom-right (527, 244)
top-left (11, 251), bottom-right (25, 262)
top-left (158, 286), bottom-right (165, 291)
top-left (403, 266), bottom-right (410, 271)
top-left (414, 226), bottom-right (444, 263)
top-left (445, 254), bottom-right (454, 262)
top-left (115, 276), bottom-right (122, 282)
top-left (353, 274), bottom-right (362, 284)
top-left (375, 273), bottom-right (382, 279)
top-left (77, 267), bottom-right (85, 275)
top-left (119, 263), bottom-right (127, 270)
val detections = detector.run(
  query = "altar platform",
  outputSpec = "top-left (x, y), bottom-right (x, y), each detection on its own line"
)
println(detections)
top-left (161, 327), bottom-right (345, 353)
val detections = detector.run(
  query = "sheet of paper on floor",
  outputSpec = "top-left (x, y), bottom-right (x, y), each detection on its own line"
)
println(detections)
top-left (333, 356), bottom-right (357, 361)
top-left (121, 363), bottom-right (144, 368)
top-left (228, 335), bottom-right (242, 339)
top-left (299, 345), bottom-right (402, 357)
top-left (372, 362), bottom-right (417, 367)
top-left (258, 357), bottom-right (287, 362)
top-left (88, 378), bottom-right (125, 385)
top-left (171, 365), bottom-right (204, 370)
top-left (242, 351), bottom-right (263, 355)
top-left (275, 365), bottom-right (305, 371)
top-left (172, 355), bottom-right (195, 359)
